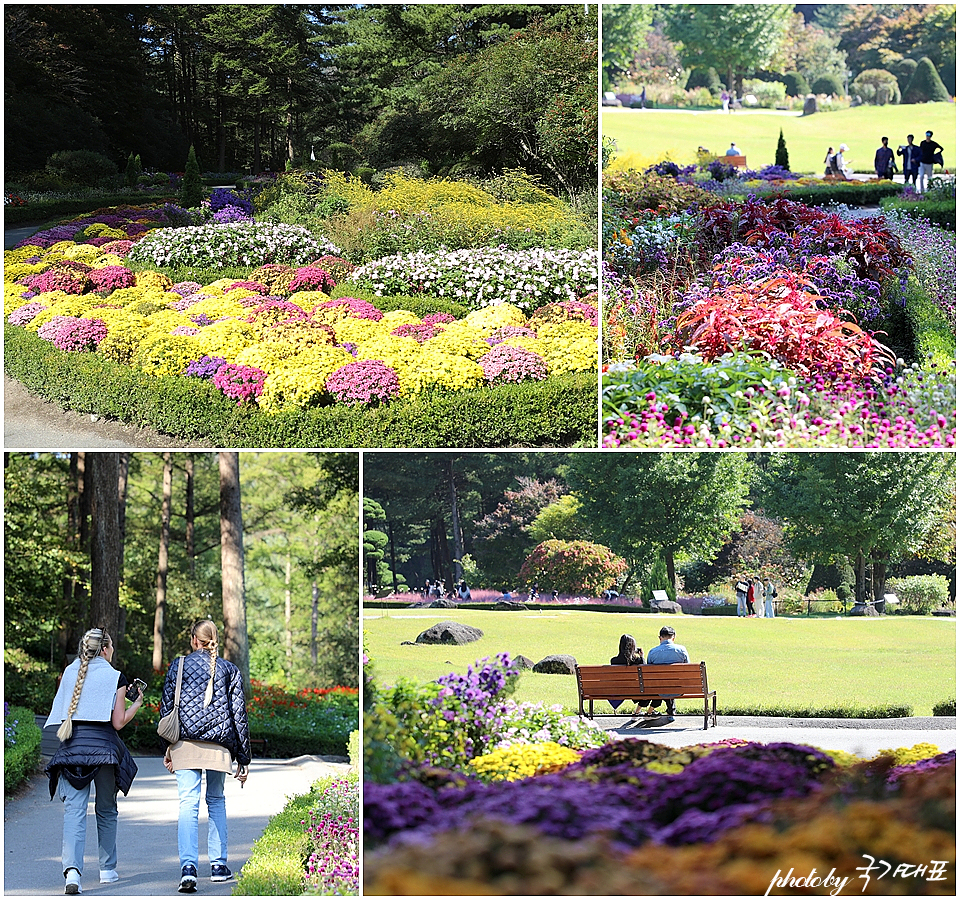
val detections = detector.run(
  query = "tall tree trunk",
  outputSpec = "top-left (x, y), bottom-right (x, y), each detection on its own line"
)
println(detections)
top-left (872, 553), bottom-right (888, 603)
top-left (311, 580), bottom-right (319, 667)
top-left (116, 453), bottom-right (130, 647)
top-left (285, 553), bottom-right (293, 682)
top-left (153, 452), bottom-right (174, 670)
top-left (855, 549), bottom-right (866, 604)
top-left (88, 454), bottom-right (122, 642)
top-left (185, 453), bottom-right (196, 577)
top-left (434, 519), bottom-right (454, 594)
top-left (60, 453), bottom-right (83, 666)
top-left (663, 548), bottom-right (677, 593)
top-left (286, 76), bottom-right (295, 163)
top-left (448, 459), bottom-right (464, 582)
top-left (253, 112), bottom-right (262, 174)
top-left (219, 452), bottom-right (250, 695)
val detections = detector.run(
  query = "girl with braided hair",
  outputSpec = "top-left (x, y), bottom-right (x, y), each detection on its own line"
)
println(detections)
top-left (159, 620), bottom-right (251, 893)
top-left (45, 628), bottom-right (143, 894)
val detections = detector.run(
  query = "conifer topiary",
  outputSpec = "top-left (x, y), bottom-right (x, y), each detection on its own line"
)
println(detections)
top-left (903, 57), bottom-right (950, 104)
top-left (179, 145), bottom-right (204, 208)
top-left (775, 129), bottom-right (789, 171)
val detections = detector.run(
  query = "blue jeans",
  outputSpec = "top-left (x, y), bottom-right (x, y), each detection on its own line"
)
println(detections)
top-left (59, 766), bottom-right (118, 876)
top-left (175, 769), bottom-right (227, 870)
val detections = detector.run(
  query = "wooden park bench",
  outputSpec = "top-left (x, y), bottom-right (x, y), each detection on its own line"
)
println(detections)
top-left (724, 155), bottom-right (747, 168)
top-left (575, 662), bottom-right (718, 729)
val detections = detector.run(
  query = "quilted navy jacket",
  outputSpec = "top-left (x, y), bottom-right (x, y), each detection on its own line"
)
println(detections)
top-left (159, 652), bottom-right (252, 767)
top-left (47, 723), bottom-right (138, 798)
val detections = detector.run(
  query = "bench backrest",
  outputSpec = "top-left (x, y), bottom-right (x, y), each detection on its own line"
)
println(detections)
top-left (576, 662), bottom-right (709, 697)
top-left (725, 155), bottom-right (747, 167)
top-left (638, 662), bottom-right (707, 695)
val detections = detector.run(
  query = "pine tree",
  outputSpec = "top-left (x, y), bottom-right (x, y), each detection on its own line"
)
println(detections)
top-left (125, 152), bottom-right (138, 188)
top-left (179, 144), bottom-right (204, 208)
top-left (775, 129), bottom-right (790, 171)
top-left (903, 56), bottom-right (950, 103)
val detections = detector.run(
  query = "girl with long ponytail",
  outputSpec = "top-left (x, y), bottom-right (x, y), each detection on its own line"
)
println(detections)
top-left (159, 620), bottom-right (251, 893)
top-left (45, 628), bottom-right (143, 894)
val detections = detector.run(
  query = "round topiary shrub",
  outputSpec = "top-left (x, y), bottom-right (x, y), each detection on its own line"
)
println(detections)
top-left (812, 74), bottom-right (844, 97)
top-left (852, 69), bottom-right (901, 105)
top-left (782, 72), bottom-right (810, 97)
top-left (45, 149), bottom-right (118, 186)
top-left (902, 56), bottom-right (950, 104)
top-left (519, 540), bottom-right (627, 596)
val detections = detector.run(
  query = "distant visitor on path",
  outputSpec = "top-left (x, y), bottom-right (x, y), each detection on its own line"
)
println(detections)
top-left (823, 146), bottom-right (835, 175)
top-left (764, 579), bottom-right (777, 618)
top-left (721, 89), bottom-right (730, 113)
top-left (918, 130), bottom-right (945, 193)
top-left (830, 144), bottom-right (850, 179)
top-left (45, 628), bottom-right (143, 895)
top-left (898, 134), bottom-right (920, 186)
top-left (644, 626), bottom-right (691, 723)
top-left (456, 579), bottom-right (471, 601)
top-left (725, 142), bottom-right (742, 156)
top-left (159, 620), bottom-right (251, 894)
top-left (874, 137), bottom-right (896, 180)
top-left (754, 576), bottom-right (764, 617)
top-left (735, 578), bottom-right (750, 616)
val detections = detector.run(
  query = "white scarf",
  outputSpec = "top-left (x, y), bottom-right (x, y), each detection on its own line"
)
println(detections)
top-left (46, 656), bottom-right (121, 727)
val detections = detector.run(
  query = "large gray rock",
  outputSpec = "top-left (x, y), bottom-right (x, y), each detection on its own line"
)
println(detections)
top-left (429, 598), bottom-right (458, 609)
top-left (513, 654), bottom-right (536, 670)
top-left (651, 600), bottom-right (682, 614)
top-left (803, 94), bottom-right (818, 116)
top-left (415, 621), bottom-right (483, 645)
top-left (532, 654), bottom-right (577, 674)
top-left (494, 600), bottom-right (528, 611)
top-left (849, 603), bottom-right (880, 617)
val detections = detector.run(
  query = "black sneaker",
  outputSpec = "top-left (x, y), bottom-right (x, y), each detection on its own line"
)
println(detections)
top-left (210, 866), bottom-right (232, 883)
top-left (178, 866), bottom-right (198, 893)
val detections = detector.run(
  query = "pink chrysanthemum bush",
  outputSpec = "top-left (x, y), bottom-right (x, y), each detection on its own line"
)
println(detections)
top-left (479, 344), bottom-right (549, 383)
top-left (326, 360), bottom-right (401, 405)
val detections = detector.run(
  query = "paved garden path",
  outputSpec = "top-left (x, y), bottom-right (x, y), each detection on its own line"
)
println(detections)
top-left (603, 714), bottom-right (957, 756)
top-left (4, 755), bottom-right (350, 896)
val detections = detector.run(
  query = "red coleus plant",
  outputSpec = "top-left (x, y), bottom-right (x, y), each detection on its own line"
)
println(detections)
top-left (673, 272), bottom-right (894, 380)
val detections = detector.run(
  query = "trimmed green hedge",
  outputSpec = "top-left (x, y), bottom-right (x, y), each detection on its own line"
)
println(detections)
top-left (4, 706), bottom-right (43, 795)
top-left (4, 192), bottom-right (178, 225)
top-left (700, 605), bottom-right (738, 616)
top-left (781, 181), bottom-right (903, 206)
top-left (932, 699), bottom-right (955, 716)
top-left (4, 328), bottom-right (596, 447)
top-left (234, 774), bottom-right (358, 896)
top-left (879, 197), bottom-right (956, 230)
top-left (673, 702), bottom-right (914, 718)
top-left (902, 275), bottom-right (956, 368)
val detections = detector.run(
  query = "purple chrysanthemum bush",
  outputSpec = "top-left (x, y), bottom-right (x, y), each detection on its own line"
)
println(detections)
top-left (364, 653), bottom-right (956, 895)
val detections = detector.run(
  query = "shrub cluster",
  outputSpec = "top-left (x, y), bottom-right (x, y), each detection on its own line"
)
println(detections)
top-left (4, 703), bottom-right (43, 795)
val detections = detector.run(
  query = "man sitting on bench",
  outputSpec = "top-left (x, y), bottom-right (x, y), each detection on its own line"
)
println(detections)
top-left (642, 625), bottom-right (690, 723)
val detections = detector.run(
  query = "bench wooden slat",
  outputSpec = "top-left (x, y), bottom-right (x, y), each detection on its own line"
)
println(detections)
top-left (575, 662), bottom-right (717, 729)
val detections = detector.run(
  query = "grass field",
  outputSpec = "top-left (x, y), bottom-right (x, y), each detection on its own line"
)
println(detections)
top-left (363, 609), bottom-right (956, 716)
top-left (602, 102), bottom-right (956, 175)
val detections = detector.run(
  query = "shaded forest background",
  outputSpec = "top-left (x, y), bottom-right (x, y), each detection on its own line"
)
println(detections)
top-left (4, 3), bottom-right (597, 199)
top-left (5, 452), bottom-right (359, 710)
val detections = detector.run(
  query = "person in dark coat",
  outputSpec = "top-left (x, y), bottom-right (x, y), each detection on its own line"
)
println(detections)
top-left (45, 628), bottom-right (143, 895)
top-left (159, 620), bottom-right (251, 893)
top-left (918, 130), bottom-right (945, 193)
top-left (897, 134), bottom-right (921, 186)
top-left (874, 137), bottom-right (895, 179)
top-left (608, 634), bottom-right (645, 714)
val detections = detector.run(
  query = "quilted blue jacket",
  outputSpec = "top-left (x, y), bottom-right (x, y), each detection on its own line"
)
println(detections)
top-left (159, 652), bottom-right (252, 766)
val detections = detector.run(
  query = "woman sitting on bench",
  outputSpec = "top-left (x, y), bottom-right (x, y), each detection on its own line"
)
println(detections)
top-left (608, 634), bottom-right (643, 713)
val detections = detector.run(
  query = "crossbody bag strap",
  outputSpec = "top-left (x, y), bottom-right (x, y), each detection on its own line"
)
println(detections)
top-left (172, 656), bottom-right (184, 709)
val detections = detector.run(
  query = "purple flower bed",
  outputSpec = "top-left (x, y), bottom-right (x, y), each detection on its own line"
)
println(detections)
top-left (326, 360), bottom-right (401, 405)
top-left (888, 749), bottom-right (956, 783)
top-left (184, 355), bottom-right (228, 379)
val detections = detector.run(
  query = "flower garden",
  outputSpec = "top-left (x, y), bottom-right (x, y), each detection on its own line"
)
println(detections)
top-left (602, 165), bottom-right (956, 448)
top-left (4, 172), bottom-right (598, 447)
top-left (364, 654), bottom-right (956, 895)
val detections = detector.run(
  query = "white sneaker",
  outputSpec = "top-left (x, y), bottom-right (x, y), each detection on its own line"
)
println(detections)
top-left (64, 869), bottom-right (82, 894)
top-left (99, 870), bottom-right (120, 884)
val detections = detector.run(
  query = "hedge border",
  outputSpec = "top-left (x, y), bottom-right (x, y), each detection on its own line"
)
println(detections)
top-left (878, 197), bottom-right (956, 231)
top-left (4, 706), bottom-right (43, 795)
top-left (4, 328), bottom-right (597, 448)
top-left (4, 193), bottom-right (178, 226)
top-left (902, 275), bottom-right (956, 368)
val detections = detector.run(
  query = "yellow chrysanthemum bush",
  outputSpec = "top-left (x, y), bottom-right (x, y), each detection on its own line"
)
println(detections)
top-left (532, 322), bottom-right (598, 375)
top-left (468, 742), bottom-right (582, 782)
top-left (257, 345), bottom-right (356, 413)
top-left (191, 319), bottom-right (258, 361)
top-left (131, 334), bottom-right (197, 377)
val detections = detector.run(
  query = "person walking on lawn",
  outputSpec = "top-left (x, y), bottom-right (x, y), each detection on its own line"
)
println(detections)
top-left (874, 137), bottom-right (895, 180)
top-left (897, 134), bottom-right (920, 186)
top-left (918, 130), bottom-right (944, 193)
top-left (159, 620), bottom-right (251, 893)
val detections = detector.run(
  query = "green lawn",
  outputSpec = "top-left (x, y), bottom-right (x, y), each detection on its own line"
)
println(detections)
top-left (363, 609), bottom-right (956, 716)
top-left (602, 102), bottom-right (956, 174)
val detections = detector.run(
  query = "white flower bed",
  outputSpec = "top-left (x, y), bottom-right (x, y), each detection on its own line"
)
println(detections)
top-left (128, 222), bottom-right (340, 268)
top-left (352, 247), bottom-right (599, 310)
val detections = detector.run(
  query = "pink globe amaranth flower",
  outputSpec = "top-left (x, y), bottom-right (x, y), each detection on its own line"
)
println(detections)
top-left (326, 360), bottom-right (400, 405)
top-left (321, 296), bottom-right (383, 321)
top-left (52, 317), bottom-right (108, 351)
top-left (212, 364), bottom-right (267, 405)
top-left (88, 265), bottom-right (136, 293)
top-left (7, 302), bottom-right (48, 326)
top-left (287, 266), bottom-right (335, 294)
top-left (479, 345), bottom-right (548, 383)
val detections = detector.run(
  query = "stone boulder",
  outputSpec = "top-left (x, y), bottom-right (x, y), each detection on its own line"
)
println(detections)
top-left (513, 655), bottom-right (536, 670)
top-left (849, 603), bottom-right (880, 617)
top-left (651, 600), bottom-right (682, 614)
top-left (415, 621), bottom-right (483, 645)
top-left (429, 598), bottom-right (458, 609)
top-left (803, 94), bottom-right (818, 116)
top-left (532, 654), bottom-right (577, 675)
top-left (494, 600), bottom-right (529, 611)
